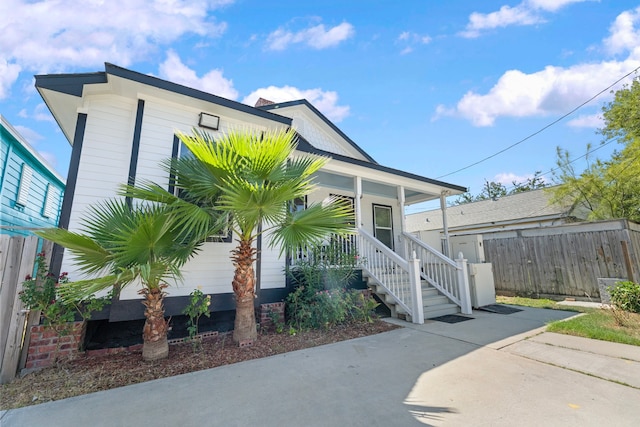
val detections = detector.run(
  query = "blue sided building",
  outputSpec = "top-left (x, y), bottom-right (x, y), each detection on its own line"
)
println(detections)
top-left (1, 115), bottom-right (65, 237)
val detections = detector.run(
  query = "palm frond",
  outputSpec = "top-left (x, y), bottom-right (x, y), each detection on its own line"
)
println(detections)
top-left (35, 228), bottom-right (112, 276)
top-left (57, 274), bottom-right (121, 302)
top-left (269, 197), bottom-right (355, 257)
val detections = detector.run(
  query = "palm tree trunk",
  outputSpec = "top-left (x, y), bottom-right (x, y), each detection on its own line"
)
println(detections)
top-left (139, 285), bottom-right (169, 361)
top-left (231, 239), bottom-right (258, 343)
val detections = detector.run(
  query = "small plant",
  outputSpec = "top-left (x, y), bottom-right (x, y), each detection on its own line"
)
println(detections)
top-left (183, 288), bottom-right (211, 349)
top-left (346, 290), bottom-right (380, 323)
top-left (267, 309), bottom-right (285, 334)
top-left (19, 252), bottom-right (109, 358)
top-left (609, 281), bottom-right (640, 314)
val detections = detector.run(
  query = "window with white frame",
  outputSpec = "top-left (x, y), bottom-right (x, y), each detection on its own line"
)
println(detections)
top-left (373, 204), bottom-right (394, 250)
top-left (16, 164), bottom-right (33, 206)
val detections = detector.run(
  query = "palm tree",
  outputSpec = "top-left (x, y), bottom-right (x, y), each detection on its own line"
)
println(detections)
top-left (126, 128), bottom-right (354, 343)
top-left (36, 201), bottom-right (203, 361)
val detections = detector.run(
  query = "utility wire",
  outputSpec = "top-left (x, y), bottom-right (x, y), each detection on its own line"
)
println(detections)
top-left (436, 65), bottom-right (640, 179)
top-left (404, 137), bottom-right (621, 214)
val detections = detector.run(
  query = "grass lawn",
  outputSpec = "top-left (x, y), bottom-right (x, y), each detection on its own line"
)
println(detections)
top-left (497, 295), bottom-right (640, 346)
top-left (496, 296), bottom-right (592, 312)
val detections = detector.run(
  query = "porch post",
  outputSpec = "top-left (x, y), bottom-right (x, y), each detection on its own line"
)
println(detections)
top-left (456, 252), bottom-right (473, 315)
top-left (354, 176), bottom-right (362, 228)
top-left (397, 185), bottom-right (406, 258)
top-left (440, 190), bottom-right (451, 257)
top-left (409, 251), bottom-right (424, 324)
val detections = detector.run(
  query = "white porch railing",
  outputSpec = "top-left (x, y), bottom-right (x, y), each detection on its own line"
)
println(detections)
top-left (357, 228), bottom-right (423, 323)
top-left (402, 232), bottom-right (472, 315)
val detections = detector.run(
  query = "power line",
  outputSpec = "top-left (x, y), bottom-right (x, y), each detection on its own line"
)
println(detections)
top-left (436, 65), bottom-right (640, 179)
top-left (403, 137), bottom-right (621, 214)
top-left (503, 136), bottom-right (619, 192)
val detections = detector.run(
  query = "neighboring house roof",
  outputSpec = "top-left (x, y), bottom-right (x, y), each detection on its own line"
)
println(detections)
top-left (1, 115), bottom-right (66, 236)
top-left (406, 187), bottom-right (581, 233)
top-left (1, 115), bottom-right (66, 185)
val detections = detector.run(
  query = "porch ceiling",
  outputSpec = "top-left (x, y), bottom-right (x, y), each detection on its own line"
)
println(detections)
top-left (313, 170), bottom-right (451, 204)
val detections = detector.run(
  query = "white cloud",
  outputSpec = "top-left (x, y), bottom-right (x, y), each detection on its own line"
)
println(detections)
top-left (460, 0), bottom-right (593, 38)
top-left (15, 103), bottom-right (56, 123)
top-left (604, 6), bottom-right (640, 55)
top-left (567, 113), bottom-right (603, 128)
top-left (493, 172), bottom-right (535, 185)
top-left (528, 0), bottom-right (593, 13)
top-left (0, 58), bottom-right (21, 99)
top-left (13, 125), bottom-right (44, 143)
top-left (158, 51), bottom-right (238, 99)
top-left (266, 22), bottom-right (354, 51)
top-left (439, 7), bottom-right (640, 127)
top-left (396, 31), bottom-right (431, 54)
top-left (442, 60), bottom-right (639, 126)
top-left (38, 151), bottom-right (58, 169)
top-left (460, 5), bottom-right (543, 38)
top-left (0, 0), bottom-right (230, 99)
top-left (242, 86), bottom-right (350, 122)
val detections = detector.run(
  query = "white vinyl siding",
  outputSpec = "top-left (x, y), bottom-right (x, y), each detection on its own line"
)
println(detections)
top-left (259, 226), bottom-right (287, 290)
top-left (61, 95), bottom-right (137, 285)
top-left (16, 163), bottom-right (33, 206)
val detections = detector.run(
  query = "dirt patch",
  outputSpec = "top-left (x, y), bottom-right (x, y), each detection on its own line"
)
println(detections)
top-left (1, 320), bottom-right (399, 410)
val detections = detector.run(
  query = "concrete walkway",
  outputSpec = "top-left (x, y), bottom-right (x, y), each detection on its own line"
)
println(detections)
top-left (2, 306), bottom-right (639, 426)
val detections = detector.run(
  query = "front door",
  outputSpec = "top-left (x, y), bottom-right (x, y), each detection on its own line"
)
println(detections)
top-left (373, 204), bottom-right (394, 250)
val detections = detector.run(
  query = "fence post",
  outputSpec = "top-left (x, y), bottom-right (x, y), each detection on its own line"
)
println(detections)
top-left (456, 252), bottom-right (473, 315)
top-left (1, 236), bottom-right (39, 384)
top-left (409, 251), bottom-right (424, 324)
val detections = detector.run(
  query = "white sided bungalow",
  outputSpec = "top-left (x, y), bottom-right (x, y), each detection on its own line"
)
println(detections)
top-left (35, 63), bottom-right (472, 326)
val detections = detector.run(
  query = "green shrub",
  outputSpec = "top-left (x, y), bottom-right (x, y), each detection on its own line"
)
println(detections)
top-left (19, 252), bottom-right (109, 355)
top-left (609, 281), bottom-right (640, 313)
top-left (285, 286), bottom-right (379, 330)
top-left (285, 241), bottom-right (377, 330)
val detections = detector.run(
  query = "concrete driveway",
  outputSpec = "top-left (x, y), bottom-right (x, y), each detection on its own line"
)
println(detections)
top-left (2, 306), bottom-right (639, 426)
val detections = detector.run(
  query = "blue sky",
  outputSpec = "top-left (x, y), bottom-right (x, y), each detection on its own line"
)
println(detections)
top-left (2, 0), bottom-right (639, 212)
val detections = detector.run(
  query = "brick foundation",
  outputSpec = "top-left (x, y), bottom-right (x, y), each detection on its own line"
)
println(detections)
top-left (259, 302), bottom-right (285, 328)
top-left (25, 321), bottom-right (86, 370)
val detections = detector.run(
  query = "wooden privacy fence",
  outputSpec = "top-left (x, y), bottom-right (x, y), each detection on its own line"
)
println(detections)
top-left (483, 219), bottom-right (640, 300)
top-left (0, 235), bottom-right (52, 383)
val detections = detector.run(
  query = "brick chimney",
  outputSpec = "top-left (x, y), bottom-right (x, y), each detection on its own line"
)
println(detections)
top-left (254, 97), bottom-right (275, 107)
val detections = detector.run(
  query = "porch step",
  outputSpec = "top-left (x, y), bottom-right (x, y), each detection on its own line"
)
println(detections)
top-left (423, 303), bottom-right (460, 319)
top-left (397, 301), bottom-right (459, 317)
top-left (373, 283), bottom-right (440, 301)
top-left (366, 275), bottom-right (460, 322)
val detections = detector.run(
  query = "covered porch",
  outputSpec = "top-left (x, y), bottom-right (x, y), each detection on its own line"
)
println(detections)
top-left (294, 153), bottom-right (473, 325)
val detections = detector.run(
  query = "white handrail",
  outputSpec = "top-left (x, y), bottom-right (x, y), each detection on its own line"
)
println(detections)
top-left (402, 232), bottom-right (464, 308)
top-left (357, 228), bottom-right (415, 317)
